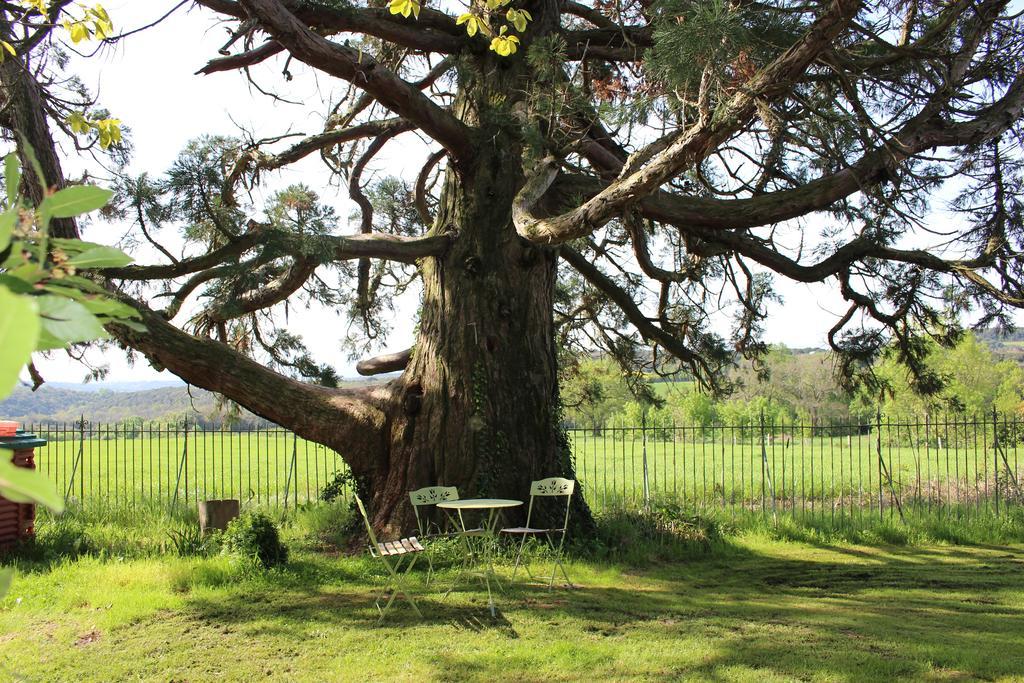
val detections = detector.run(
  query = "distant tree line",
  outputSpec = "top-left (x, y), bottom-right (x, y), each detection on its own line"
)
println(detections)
top-left (562, 333), bottom-right (1024, 433)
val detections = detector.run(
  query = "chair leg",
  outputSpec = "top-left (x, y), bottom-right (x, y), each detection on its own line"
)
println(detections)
top-left (510, 533), bottom-right (529, 582)
top-left (376, 554), bottom-right (424, 622)
top-left (375, 555), bottom-right (402, 618)
top-left (423, 548), bottom-right (435, 587)
top-left (396, 555), bottom-right (423, 618)
top-left (545, 532), bottom-right (573, 590)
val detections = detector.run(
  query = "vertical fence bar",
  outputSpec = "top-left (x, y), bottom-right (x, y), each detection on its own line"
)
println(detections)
top-left (993, 407), bottom-right (1000, 517)
top-left (641, 411), bottom-right (650, 510)
top-left (943, 413), bottom-right (951, 515)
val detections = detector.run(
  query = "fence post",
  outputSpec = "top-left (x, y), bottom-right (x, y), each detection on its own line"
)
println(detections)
top-left (283, 432), bottom-right (299, 511)
top-left (65, 415), bottom-right (85, 503)
top-left (641, 410), bottom-right (650, 511)
top-left (759, 410), bottom-right (777, 526)
top-left (991, 407), bottom-right (1020, 508)
top-left (172, 414), bottom-right (188, 506)
top-left (993, 407), bottom-right (1000, 517)
top-left (876, 409), bottom-right (884, 522)
top-left (875, 411), bottom-right (906, 524)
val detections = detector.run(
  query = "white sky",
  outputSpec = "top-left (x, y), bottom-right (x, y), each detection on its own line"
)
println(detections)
top-left (28, 1), bottom-right (985, 385)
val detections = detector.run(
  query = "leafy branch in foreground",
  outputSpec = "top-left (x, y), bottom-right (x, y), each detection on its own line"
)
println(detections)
top-left (0, 145), bottom-right (143, 593)
top-left (0, 149), bottom-right (143, 398)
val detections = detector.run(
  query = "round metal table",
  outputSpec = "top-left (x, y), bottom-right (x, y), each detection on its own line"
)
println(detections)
top-left (437, 498), bottom-right (522, 616)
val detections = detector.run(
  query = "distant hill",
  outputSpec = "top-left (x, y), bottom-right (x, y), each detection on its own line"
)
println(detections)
top-left (0, 385), bottom-right (261, 426)
top-left (0, 377), bottom-right (389, 426)
top-left (48, 380), bottom-right (186, 393)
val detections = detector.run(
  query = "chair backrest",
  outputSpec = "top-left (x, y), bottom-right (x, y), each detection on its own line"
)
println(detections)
top-left (409, 486), bottom-right (459, 506)
top-left (408, 486), bottom-right (459, 536)
top-left (353, 494), bottom-right (381, 551)
top-left (524, 478), bottom-right (575, 533)
top-left (530, 477), bottom-right (575, 497)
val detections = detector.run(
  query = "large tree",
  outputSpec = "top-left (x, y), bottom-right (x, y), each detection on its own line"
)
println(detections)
top-left (3, 0), bottom-right (1024, 530)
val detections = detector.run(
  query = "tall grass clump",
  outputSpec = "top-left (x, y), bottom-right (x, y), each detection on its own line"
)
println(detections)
top-left (280, 500), bottom-right (356, 551)
top-left (583, 501), bottom-right (731, 564)
top-left (6, 500), bottom-right (208, 568)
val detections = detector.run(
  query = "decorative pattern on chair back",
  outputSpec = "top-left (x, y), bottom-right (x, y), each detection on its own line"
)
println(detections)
top-left (530, 478), bottom-right (575, 497)
top-left (409, 486), bottom-right (460, 506)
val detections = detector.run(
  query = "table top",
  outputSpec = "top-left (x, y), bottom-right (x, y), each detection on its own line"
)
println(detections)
top-left (437, 498), bottom-right (522, 510)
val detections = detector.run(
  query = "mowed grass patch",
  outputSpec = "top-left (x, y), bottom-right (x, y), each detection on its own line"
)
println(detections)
top-left (1, 537), bottom-right (1023, 681)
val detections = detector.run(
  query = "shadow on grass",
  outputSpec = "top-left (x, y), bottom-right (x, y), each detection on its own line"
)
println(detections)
top-left (169, 541), bottom-right (1024, 680)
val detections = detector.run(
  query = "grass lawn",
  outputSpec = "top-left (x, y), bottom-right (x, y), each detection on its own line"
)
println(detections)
top-left (2, 536), bottom-right (1023, 681)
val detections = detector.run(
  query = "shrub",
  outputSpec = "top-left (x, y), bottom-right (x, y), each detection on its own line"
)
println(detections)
top-left (222, 511), bottom-right (289, 568)
top-left (320, 470), bottom-right (355, 502)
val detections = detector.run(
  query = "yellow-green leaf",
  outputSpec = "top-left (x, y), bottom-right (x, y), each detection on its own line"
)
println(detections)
top-left (19, 0), bottom-right (48, 15)
top-left (0, 459), bottom-right (64, 512)
top-left (64, 19), bottom-right (91, 43)
top-left (507, 8), bottom-right (528, 32)
top-left (39, 185), bottom-right (113, 219)
top-left (388, 0), bottom-right (420, 19)
top-left (93, 118), bottom-right (121, 149)
top-left (489, 33), bottom-right (519, 56)
top-left (0, 287), bottom-right (38, 398)
top-left (35, 295), bottom-right (108, 350)
top-left (65, 244), bottom-right (133, 269)
top-left (0, 209), bottom-right (16, 253)
top-left (4, 153), bottom-right (20, 208)
top-left (66, 111), bottom-right (90, 136)
top-left (456, 12), bottom-right (481, 37)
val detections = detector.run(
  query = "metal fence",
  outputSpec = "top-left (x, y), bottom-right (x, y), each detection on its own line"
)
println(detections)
top-left (25, 418), bottom-right (345, 510)
top-left (570, 410), bottom-right (1024, 522)
top-left (22, 411), bottom-right (1024, 522)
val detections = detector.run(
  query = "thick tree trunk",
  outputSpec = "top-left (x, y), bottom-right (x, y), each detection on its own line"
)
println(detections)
top-left (364, 57), bottom-right (591, 535)
top-left (371, 170), bottom-right (577, 532)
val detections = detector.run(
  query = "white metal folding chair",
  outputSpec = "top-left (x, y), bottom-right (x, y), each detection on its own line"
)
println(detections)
top-left (409, 485), bottom-right (459, 585)
top-left (500, 477), bottom-right (575, 589)
top-left (354, 494), bottom-right (425, 622)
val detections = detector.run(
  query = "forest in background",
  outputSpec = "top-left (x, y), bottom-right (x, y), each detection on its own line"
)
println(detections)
top-left (563, 332), bottom-right (1024, 431)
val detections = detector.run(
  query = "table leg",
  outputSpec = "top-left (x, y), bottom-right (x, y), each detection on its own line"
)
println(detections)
top-left (441, 505), bottom-right (514, 618)
top-left (482, 508), bottom-right (498, 616)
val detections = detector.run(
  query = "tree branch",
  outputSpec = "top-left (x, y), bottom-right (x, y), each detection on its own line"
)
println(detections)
top-left (235, 0), bottom-right (475, 166)
top-left (560, 245), bottom-right (711, 375)
top-left (545, 67), bottom-right (1024, 234)
top-left (514, 0), bottom-right (862, 243)
top-left (356, 348), bottom-right (412, 376)
top-left (108, 297), bottom-right (390, 473)
top-left (223, 117), bottom-right (416, 207)
top-left (196, 39), bottom-right (284, 75)
top-left (107, 229), bottom-right (452, 281)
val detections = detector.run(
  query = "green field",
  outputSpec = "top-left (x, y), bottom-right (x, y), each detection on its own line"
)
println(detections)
top-left (28, 425), bottom-right (345, 508)
top-left (22, 423), bottom-right (1024, 520)
top-left (573, 426), bottom-right (1024, 516)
